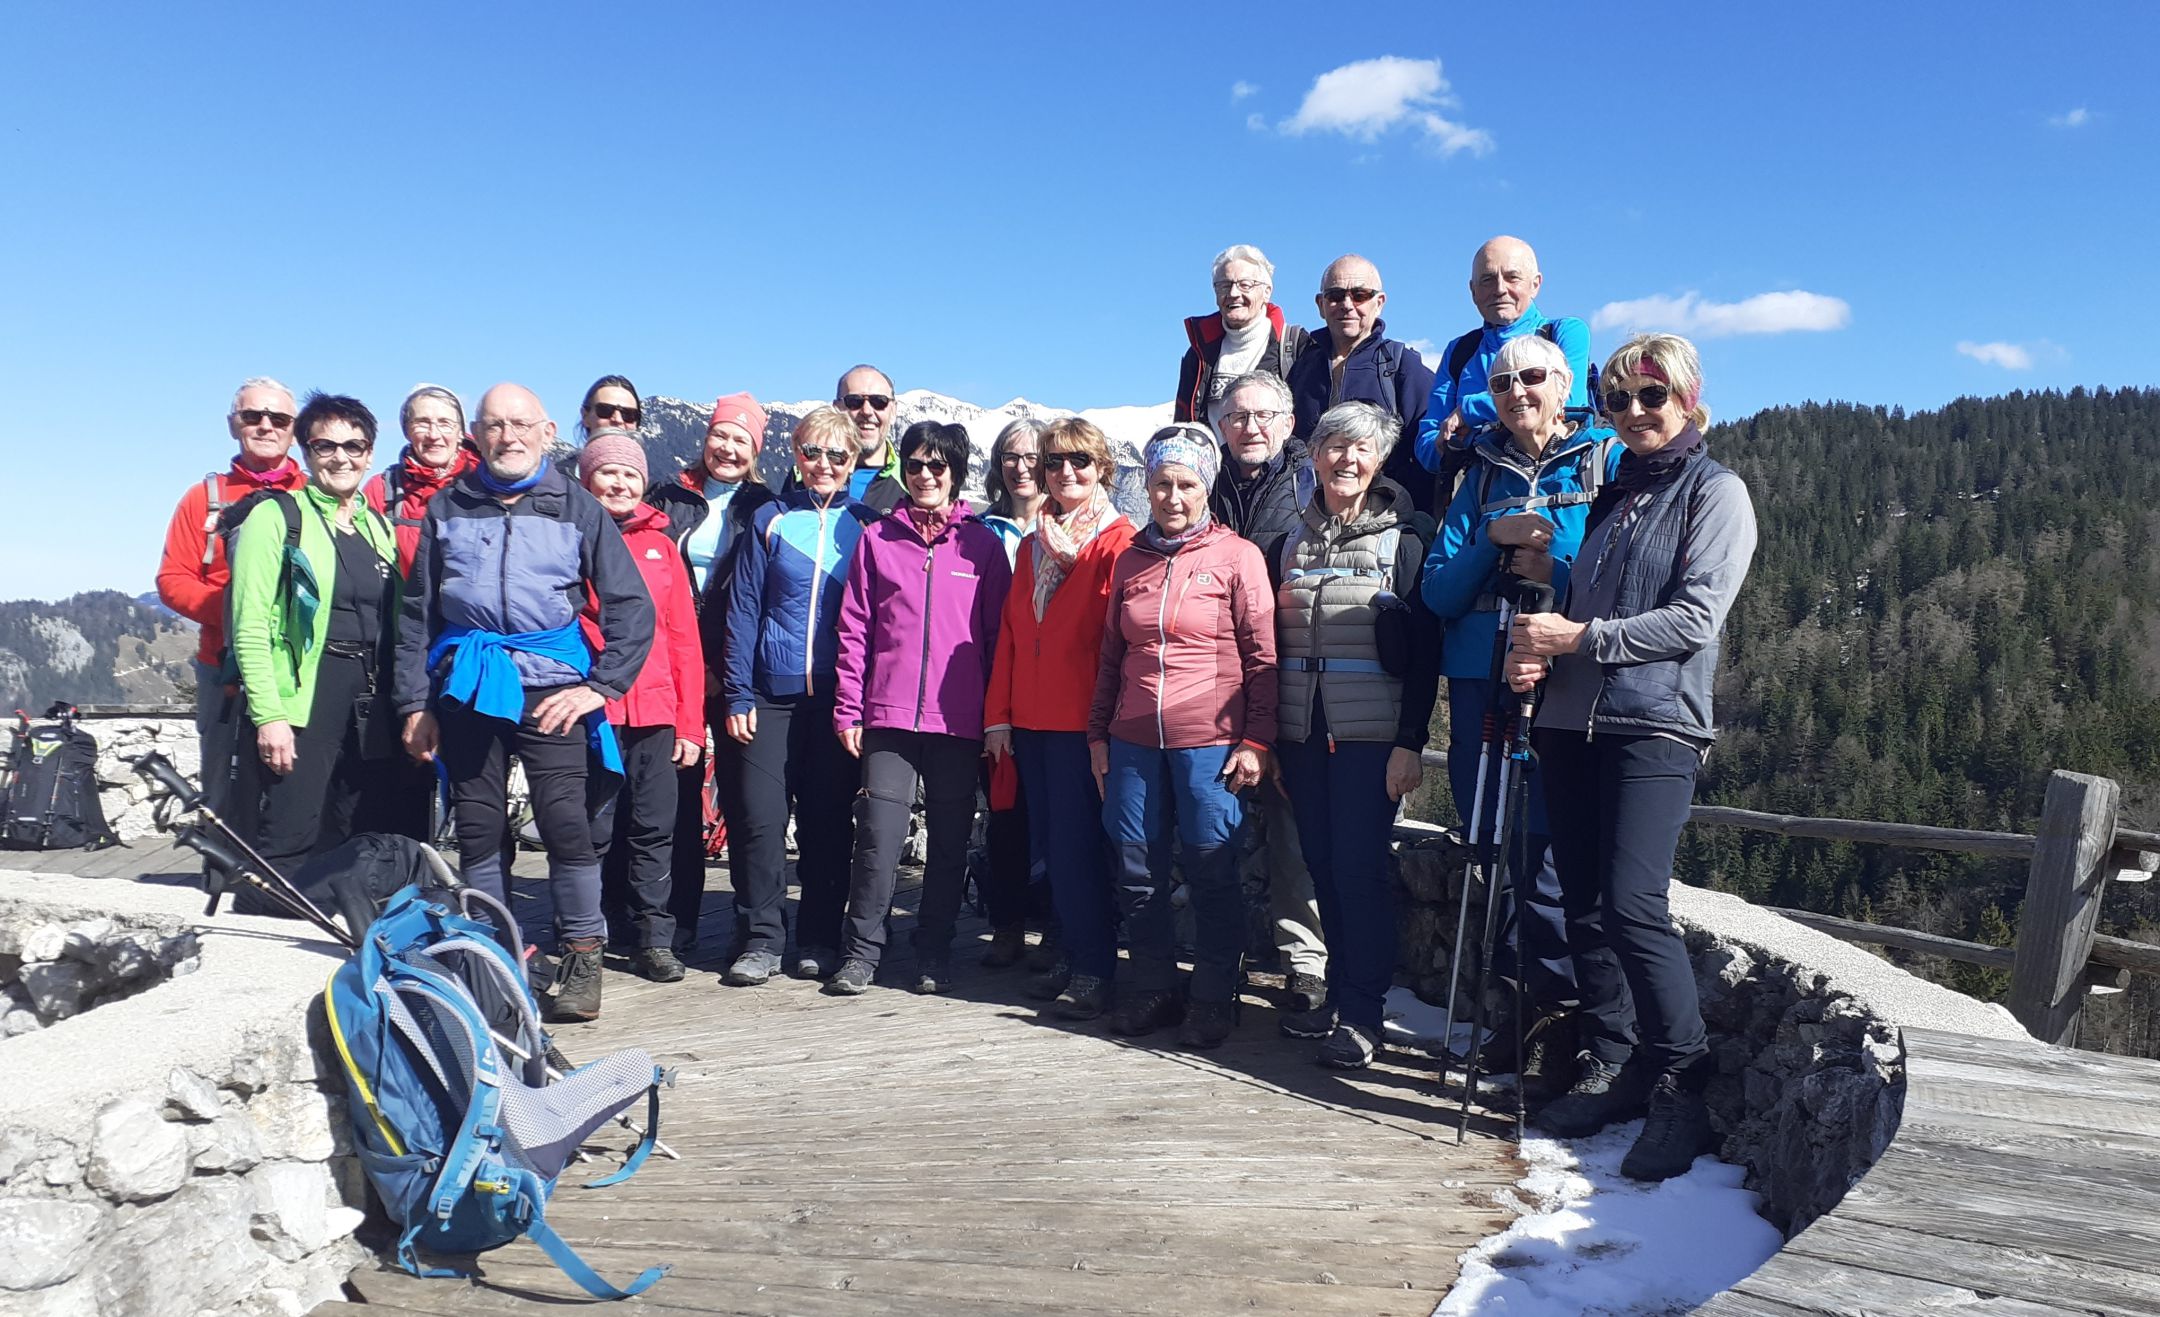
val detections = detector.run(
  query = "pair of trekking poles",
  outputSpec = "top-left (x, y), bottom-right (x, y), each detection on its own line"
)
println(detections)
top-left (1436, 573), bottom-right (1554, 1145)
top-left (126, 750), bottom-right (677, 1161)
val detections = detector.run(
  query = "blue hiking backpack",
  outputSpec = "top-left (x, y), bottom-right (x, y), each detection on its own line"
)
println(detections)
top-left (322, 883), bottom-right (671, 1299)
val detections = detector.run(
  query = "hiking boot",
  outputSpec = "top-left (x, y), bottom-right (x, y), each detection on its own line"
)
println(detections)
top-left (790, 946), bottom-right (838, 981)
top-left (824, 957), bottom-right (875, 996)
top-left (1178, 1000), bottom-right (1236, 1050)
top-left (1023, 959), bottom-right (1072, 1002)
top-left (980, 924), bottom-right (1027, 969)
top-left (547, 938), bottom-right (604, 1022)
top-left (723, 949), bottom-right (783, 987)
top-left (1620, 1075), bottom-right (1714, 1182)
top-left (913, 955), bottom-right (952, 995)
top-left (1518, 1011), bottom-right (1581, 1105)
top-left (634, 946), bottom-right (686, 984)
top-left (1278, 973), bottom-right (1334, 1037)
top-left (1048, 973), bottom-right (1108, 1020)
top-left (1284, 971), bottom-right (1327, 1013)
top-left (1025, 932), bottom-right (1062, 974)
top-left (1109, 988), bottom-right (1185, 1036)
top-left (1318, 1022), bottom-right (1379, 1070)
top-left (1531, 1052), bottom-right (1651, 1139)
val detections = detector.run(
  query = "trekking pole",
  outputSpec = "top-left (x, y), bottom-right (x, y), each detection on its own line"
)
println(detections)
top-left (1455, 579), bottom-right (1555, 1145)
top-left (130, 751), bottom-right (345, 934)
top-left (1437, 583), bottom-right (1520, 1073)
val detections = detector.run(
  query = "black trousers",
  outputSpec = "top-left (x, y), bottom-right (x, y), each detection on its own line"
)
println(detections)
top-left (843, 728), bottom-right (980, 965)
top-left (439, 688), bottom-right (604, 943)
top-left (719, 689), bottom-right (857, 956)
top-left (980, 758), bottom-right (1032, 930)
top-left (237, 650), bottom-right (380, 910)
top-left (666, 696), bottom-right (725, 952)
top-left (597, 724), bottom-right (679, 950)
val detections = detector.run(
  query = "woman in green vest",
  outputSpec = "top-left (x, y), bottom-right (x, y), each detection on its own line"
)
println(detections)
top-left (227, 392), bottom-right (402, 909)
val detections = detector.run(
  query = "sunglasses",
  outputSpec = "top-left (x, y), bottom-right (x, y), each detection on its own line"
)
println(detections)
top-left (1042, 452), bottom-right (1094, 471)
top-left (903, 458), bottom-right (949, 476)
top-left (842, 393), bottom-right (894, 411)
top-left (797, 444), bottom-right (852, 465)
top-left (305, 438), bottom-right (370, 459)
top-left (237, 409), bottom-right (295, 429)
top-left (1321, 286), bottom-right (1379, 305)
top-left (1489, 367), bottom-right (1553, 394)
top-left (589, 402), bottom-right (641, 425)
top-left (1602, 385), bottom-right (1673, 414)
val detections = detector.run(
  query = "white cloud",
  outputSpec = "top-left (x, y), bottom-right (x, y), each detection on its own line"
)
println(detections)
top-left (1956, 340), bottom-right (2035, 370)
top-left (1282, 56), bottom-right (1493, 156)
top-left (1591, 290), bottom-right (1851, 339)
top-left (2048, 107), bottom-right (2091, 128)
top-left (1231, 80), bottom-right (1259, 102)
top-left (1245, 112), bottom-right (1267, 133)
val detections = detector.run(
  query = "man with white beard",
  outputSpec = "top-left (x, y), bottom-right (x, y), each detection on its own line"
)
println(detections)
top-left (395, 382), bottom-right (655, 1023)
top-left (1174, 244), bottom-right (1309, 424)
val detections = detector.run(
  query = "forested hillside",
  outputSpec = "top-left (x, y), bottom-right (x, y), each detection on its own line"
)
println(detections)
top-left (1684, 387), bottom-right (2160, 1055)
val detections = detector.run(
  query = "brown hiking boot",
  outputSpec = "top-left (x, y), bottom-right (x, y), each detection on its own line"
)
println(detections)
top-left (548, 937), bottom-right (605, 1022)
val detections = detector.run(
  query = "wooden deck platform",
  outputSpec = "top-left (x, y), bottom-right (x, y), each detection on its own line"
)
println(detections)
top-left (7, 836), bottom-right (1524, 1314)
top-left (1697, 1026), bottom-right (2160, 1316)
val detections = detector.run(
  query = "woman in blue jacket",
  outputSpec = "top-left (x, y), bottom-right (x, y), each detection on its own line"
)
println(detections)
top-left (1420, 332), bottom-right (1618, 1090)
top-left (715, 407), bottom-right (880, 988)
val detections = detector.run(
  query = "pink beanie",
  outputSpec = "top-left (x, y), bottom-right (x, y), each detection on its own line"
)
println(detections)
top-left (709, 391), bottom-right (768, 441)
top-left (580, 427), bottom-right (648, 485)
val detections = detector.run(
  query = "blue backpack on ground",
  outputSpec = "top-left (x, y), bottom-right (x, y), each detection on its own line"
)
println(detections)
top-left (323, 883), bottom-right (671, 1299)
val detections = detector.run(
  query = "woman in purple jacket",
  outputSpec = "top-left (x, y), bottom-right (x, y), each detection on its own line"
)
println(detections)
top-left (831, 422), bottom-right (1013, 996)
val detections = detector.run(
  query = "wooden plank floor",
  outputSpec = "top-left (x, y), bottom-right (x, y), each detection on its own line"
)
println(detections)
top-left (1697, 1026), bottom-right (2160, 1316)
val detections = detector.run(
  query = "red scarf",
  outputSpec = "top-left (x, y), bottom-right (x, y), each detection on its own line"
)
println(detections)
top-left (230, 456), bottom-right (300, 489)
top-left (392, 444), bottom-right (477, 514)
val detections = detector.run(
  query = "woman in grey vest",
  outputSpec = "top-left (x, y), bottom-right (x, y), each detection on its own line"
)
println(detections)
top-left (1504, 333), bottom-right (1758, 1182)
top-left (1266, 401), bottom-right (1442, 1069)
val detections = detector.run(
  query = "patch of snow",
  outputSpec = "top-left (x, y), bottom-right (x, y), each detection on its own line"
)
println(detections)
top-left (1433, 1122), bottom-right (1781, 1316)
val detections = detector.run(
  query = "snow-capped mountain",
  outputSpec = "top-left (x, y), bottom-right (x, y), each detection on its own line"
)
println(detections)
top-left (621, 390), bottom-right (1174, 509)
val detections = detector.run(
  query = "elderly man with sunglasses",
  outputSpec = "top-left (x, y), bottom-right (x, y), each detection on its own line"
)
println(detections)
top-left (1285, 255), bottom-right (1438, 513)
top-left (157, 376), bottom-right (312, 825)
top-left (394, 383), bottom-right (655, 1023)
top-left (1415, 236), bottom-right (1592, 500)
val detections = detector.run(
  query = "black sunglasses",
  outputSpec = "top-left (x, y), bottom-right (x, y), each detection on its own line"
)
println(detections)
top-left (842, 393), bottom-right (894, 411)
top-left (237, 408), bottom-right (294, 429)
top-left (797, 444), bottom-right (852, 465)
top-left (1042, 452), bottom-right (1094, 471)
top-left (903, 457), bottom-right (949, 476)
top-left (1321, 286), bottom-right (1379, 305)
top-left (1490, 367), bottom-right (1553, 394)
top-left (1602, 385), bottom-right (1673, 414)
top-left (305, 437), bottom-right (370, 458)
top-left (589, 402), bottom-right (641, 425)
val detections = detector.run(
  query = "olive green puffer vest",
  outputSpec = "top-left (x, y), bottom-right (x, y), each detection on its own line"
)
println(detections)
top-left (1274, 498), bottom-right (1406, 745)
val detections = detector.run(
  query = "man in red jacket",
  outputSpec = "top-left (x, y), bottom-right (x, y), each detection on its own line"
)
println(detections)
top-left (155, 377), bottom-right (308, 819)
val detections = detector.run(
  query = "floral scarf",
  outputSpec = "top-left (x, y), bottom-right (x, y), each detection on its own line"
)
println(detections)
top-left (1030, 486), bottom-right (1119, 621)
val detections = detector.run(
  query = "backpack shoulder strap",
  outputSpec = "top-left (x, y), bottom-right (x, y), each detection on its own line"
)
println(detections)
top-left (200, 473), bottom-right (225, 567)
top-left (1443, 331), bottom-right (1482, 389)
top-left (1536, 320), bottom-right (1560, 346)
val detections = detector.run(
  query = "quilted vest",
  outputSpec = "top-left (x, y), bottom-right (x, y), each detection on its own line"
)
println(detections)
top-left (1275, 500), bottom-right (1405, 745)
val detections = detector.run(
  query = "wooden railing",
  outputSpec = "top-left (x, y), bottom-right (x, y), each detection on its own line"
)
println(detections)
top-left (1412, 752), bottom-right (2160, 1047)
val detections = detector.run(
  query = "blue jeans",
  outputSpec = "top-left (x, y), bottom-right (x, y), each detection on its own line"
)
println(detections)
top-left (1536, 729), bottom-right (1708, 1080)
top-left (1014, 729), bottom-right (1116, 978)
top-left (1448, 677), bottom-right (1576, 1005)
top-left (1276, 715), bottom-right (1398, 1030)
top-left (1102, 738), bottom-right (1246, 1002)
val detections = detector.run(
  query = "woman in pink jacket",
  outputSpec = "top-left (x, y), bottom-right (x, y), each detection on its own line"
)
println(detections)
top-left (1088, 425), bottom-right (1277, 1044)
top-left (579, 429), bottom-right (703, 985)
top-left (831, 422), bottom-right (1013, 997)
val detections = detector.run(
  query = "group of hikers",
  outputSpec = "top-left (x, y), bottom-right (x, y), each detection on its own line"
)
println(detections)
top-left (153, 234), bottom-right (1757, 1183)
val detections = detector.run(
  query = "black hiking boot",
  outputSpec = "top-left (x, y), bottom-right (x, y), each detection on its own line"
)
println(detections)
top-left (634, 946), bottom-right (686, 984)
top-left (1109, 988), bottom-right (1185, 1036)
top-left (913, 955), bottom-right (952, 995)
top-left (1048, 973), bottom-right (1108, 1020)
top-left (980, 924), bottom-right (1027, 969)
top-left (824, 957), bottom-right (875, 996)
top-left (1025, 932), bottom-right (1062, 974)
top-left (1518, 1010), bottom-right (1581, 1105)
top-left (1318, 1022), bottom-right (1379, 1069)
top-left (1531, 1052), bottom-right (1650, 1139)
top-left (1177, 1000), bottom-right (1237, 1050)
top-left (1620, 1075), bottom-right (1714, 1182)
top-left (1023, 958), bottom-right (1072, 1002)
top-left (1279, 973), bottom-right (1335, 1038)
top-left (548, 938), bottom-right (604, 1023)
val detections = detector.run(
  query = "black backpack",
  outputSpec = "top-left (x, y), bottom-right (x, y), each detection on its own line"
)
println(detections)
top-left (0, 703), bottom-right (118, 851)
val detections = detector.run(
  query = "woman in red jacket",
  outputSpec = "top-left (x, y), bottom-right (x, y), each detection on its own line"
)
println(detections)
top-left (984, 418), bottom-right (1137, 1014)
top-left (1088, 425), bottom-right (1277, 1045)
top-left (579, 428), bottom-right (704, 984)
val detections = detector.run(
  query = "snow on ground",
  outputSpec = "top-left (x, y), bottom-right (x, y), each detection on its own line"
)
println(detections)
top-left (1381, 988), bottom-right (1784, 1316)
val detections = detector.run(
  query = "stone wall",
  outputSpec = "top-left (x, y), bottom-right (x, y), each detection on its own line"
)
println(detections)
top-left (65, 711), bottom-right (199, 843)
top-left (0, 872), bottom-right (366, 1316)
top-left (1393, 835), bottom-right (2031, 1235)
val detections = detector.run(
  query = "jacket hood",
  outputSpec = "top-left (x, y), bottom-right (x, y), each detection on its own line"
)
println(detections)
top-left (618, 502), bottom-right (670, 535)
top-left (1184, 303), bottom-right (1288, 351)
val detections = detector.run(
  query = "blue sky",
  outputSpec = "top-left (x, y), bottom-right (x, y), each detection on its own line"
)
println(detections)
top-left (2, 2), bottom-right (2153, 599)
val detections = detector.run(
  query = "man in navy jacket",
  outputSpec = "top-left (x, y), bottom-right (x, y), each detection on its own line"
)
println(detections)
top-left (1286, 254), bottom-right (1438, 512)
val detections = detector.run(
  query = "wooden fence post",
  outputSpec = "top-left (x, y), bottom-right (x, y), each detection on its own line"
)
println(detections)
top-left (2006, 770), bottom-right (2120, 1045)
